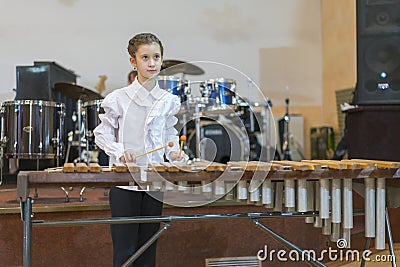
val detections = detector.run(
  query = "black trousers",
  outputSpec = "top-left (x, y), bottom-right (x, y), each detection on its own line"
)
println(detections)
top-left (109, 187), bottom-right (163, 267)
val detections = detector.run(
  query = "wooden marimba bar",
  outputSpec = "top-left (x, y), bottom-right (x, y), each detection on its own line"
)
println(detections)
top-left (18, 159), bottom-right (400, 252)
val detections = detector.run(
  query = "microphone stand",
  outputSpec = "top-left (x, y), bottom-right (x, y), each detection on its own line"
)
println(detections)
top-left (283, 97), bottom-right (292, 160)
top-left (264, 97), bottom-right (273, 162)
top-left (194, 101), bottom-right (201, 161)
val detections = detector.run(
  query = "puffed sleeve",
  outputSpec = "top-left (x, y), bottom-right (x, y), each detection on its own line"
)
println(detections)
top-left (93, 92), bottom-right (125, 161)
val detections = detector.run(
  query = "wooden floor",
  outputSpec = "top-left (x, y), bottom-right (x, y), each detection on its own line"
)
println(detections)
top-left (327, 243), bottom-right (399, 266)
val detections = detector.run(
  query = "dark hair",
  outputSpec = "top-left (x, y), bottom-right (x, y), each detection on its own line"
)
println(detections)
top-left (127, 33), bottom-right (164, 59)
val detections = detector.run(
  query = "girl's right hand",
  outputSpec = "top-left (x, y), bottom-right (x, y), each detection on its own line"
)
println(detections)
top-left (120, 151), bottom-right (136, 163)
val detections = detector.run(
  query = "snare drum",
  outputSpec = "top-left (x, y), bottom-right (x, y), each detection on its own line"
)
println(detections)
top-left (201, 78), bottom-right (236, 106)
top-left (0, 100), bottom-right (65, 159)
top-left (84, 100), bottom-right (103, 150)
top-left (157, 75), bottom-right (188, 103)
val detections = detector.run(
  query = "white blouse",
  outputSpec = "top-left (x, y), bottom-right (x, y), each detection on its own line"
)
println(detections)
top-left (93, 79), bottom-right (182, 166)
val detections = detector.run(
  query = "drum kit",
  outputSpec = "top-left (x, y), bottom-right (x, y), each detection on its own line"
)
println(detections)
top-left (158, 60), bottom-right (272, 164)
top-left (0, 82), bottom-right (103, 173)
top-left (0, 60), bottom-right (272, 174)
top-left (52, 82), bottom-right (104, 164)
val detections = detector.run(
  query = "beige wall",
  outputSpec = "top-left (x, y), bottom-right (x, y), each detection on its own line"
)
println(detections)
top-left (321, 0), bottom-right (357, 131)
top-left (2, 1), bottom-right (357, 161)
top-left (260, 1), bottom-right (357, 159)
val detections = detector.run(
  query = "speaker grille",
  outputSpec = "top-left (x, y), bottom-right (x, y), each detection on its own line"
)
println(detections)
top-left (354, 0), bottom-right (400, 104)
top-left (362, 3), bottom-right (400, 34)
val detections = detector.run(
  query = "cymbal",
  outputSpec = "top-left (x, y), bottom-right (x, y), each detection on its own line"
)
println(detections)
top-left (53, 82), bottom-right (103, 102)
top-left (160, 60), bottom-right (204, 75)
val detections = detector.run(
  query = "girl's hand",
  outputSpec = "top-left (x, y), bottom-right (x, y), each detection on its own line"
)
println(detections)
top-left (169, 151), bottom-right (184, 162)
top-left (120, 151), bottom-right (136, 163)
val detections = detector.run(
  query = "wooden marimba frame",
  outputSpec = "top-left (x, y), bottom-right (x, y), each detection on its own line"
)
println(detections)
top-left (17, 159), bottom-right (400, 267)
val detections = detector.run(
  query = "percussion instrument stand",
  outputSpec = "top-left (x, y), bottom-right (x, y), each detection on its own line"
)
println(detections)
top-left (76, 99), bottom-right (83, 162)
top-left (21, 167), bottom-right (400, 267)
top-left (385, 208), bottom-right (397, 267)
top-left (194, 100), bottom-right (202, 161)
top-left (252, 219), bottom-right (325, 267)
top-left (282, 97), bottom-right (292, 160)
top-left (0, 147), bottom-right (3, 186)
top-left (60, 187), bottom-right (69, 202)
top-left (182, 112), bottom-right (188, 152)
top-left (263, 98), bottom-right (273, 162)
top-left (64, 100), bottom-right (84, 164)
top-left (358, 209), bottom-right (397, 267)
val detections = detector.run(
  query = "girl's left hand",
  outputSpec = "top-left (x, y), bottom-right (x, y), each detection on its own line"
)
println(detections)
top-left (169, 151), bottom-right (184, 162)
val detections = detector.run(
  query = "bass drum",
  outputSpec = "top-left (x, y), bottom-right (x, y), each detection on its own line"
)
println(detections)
top-left (186, 119), bottom-right (249, 163)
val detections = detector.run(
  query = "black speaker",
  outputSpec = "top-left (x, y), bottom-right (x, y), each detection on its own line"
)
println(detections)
top-left (346, 105), bottom-right (400, 161)
top-left (354, 0), bottom-right (400, 104)
top-left (16, 61), bottom-right (77, 100)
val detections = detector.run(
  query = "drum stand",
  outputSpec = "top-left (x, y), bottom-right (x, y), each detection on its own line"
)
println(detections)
top-left (63, 99), bottom-right (87, 202)
top-left (194, 101), bottom-right (201, 160)
top-left (64, 99), bottom-right (85, 164)
top-left (282, 97), bottom-right (292, 160)
top-left (76, 99), bottom-right (83, 162)
top-left (181, 112), bottom-right (188, 152)
top-left (0, 147), bottom-right (3, 186)
top-left (263, 98), bottom-right (273, 162)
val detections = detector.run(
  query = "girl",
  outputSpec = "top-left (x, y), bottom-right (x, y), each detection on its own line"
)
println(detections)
top-left (94, 33), bottom-right (186, 267)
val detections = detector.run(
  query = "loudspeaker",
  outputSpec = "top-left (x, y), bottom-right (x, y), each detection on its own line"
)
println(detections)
top-left (346, 105), bottom-right (400, 161)
top-left (16, 61), bottom-right (77, 100)
top-left (354, 0), bottom-right (400, 104)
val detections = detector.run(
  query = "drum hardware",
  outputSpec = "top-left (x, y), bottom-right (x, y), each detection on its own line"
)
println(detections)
top-left (181, 112), bottom-right (188, 152)
top-left (52, 106), bottom-right (65, 166)
top-left (53, 83), bottom-right (103, 164)
top-left (76, 99), bottom-right (83, 163)
top-left (263, 97), bottom-right (274, 162)
top-left (234, 98), bottom-right (275, 162)
top-left (83, 99), bottom-right (103, 164)
top-left (160, 59), bottom-right (204, 76)
top-left (0, 146), bottom-right (3, 186)
top-left (53, 82), bottom-right (103, 103)
top-left (282, 96), bottom-right (291, 160)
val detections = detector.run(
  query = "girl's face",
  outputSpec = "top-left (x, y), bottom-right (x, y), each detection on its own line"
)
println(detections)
top-left (130, 42), bottom-right (162, 88)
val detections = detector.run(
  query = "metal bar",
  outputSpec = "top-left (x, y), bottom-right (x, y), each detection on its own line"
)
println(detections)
top-left (122, 222), bottom-right (170, 267)
top-left (22, 197), bottom-right (32, 267)
top-left (32, 211), bottom-right (321, 227)
top-left (375, 178), bottom-right (385, 249)
top-left (252, 219), bottom-right (326, 267)
top-left (31, 210), bottom-right (366, 228)
top-left (359, 237), bottom-right (371, 267)
top-left (386, 208), bottom-right (397, 267)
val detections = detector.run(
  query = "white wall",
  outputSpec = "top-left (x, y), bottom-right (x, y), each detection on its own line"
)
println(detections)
top-left (0, 0), bottom-right (321, 106)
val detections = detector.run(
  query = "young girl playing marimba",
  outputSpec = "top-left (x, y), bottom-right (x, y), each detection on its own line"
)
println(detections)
top-left (94, 32), bottom-right (187, 267)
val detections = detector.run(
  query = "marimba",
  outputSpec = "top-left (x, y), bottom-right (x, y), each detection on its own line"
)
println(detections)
top-left (17, 159), bottom-right (400, 267)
